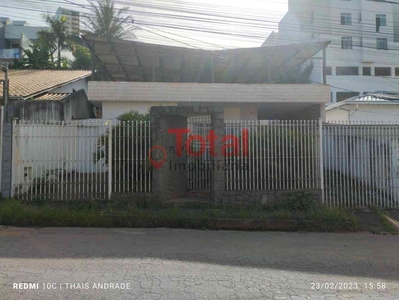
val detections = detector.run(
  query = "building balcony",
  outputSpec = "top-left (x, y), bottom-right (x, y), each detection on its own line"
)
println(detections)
top-left (0, 48), bottom-right (21, 59)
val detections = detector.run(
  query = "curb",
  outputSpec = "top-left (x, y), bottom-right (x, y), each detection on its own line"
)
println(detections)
top-left (385, 216), bottom-right (399, 234)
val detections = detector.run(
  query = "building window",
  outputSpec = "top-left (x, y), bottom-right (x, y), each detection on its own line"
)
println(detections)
top-left (341, 13), bottom-right (352, 25)
top-left (395, 68), bottom-right (399, 76)
top-left (341, 37), bottom-right (353, 49)
top-left (376, 14), bottom-right (387, 32)
top-left (325, 67), bottom-right (332, 75)
top-left (337, 92), bottom-right (359, 102)
top-left (377, 38), bottom-right (388, 50)
top-left (336, 66), bottom-right (359, 76)
top-left (363, 67), bottom-right (371, 76)
top-left (375, 67), bottom-right (391, 76)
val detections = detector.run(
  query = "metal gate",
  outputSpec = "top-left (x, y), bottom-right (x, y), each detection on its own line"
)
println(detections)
top-left (187, 116), bottom-right (211, 191)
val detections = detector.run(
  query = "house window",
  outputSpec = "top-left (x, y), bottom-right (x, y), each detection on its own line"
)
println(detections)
top-left (336, 66), bottom-right (359, 75)
top-left (341, 13), bottom-right (352, 25)
top-left (375, 67), bottom-right (391, 76)
top-left (376, 14), bottom-right (387, 32)
top-left (341, 37), bottom-right (353, 49)
top-left (337, 92), bottom-right (359, 102)
top-left (363, 67), bottom-right (371, 76)
top-left (395, 68), bottom-right (399, 76)
top-left (377, 38), bottom-right (388, 50)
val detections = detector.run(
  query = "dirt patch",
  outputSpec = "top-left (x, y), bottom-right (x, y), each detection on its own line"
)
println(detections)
top-left (354, 210), bottom-right (387, 234)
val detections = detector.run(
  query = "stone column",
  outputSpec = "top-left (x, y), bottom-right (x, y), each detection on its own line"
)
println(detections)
top-left (150, 107), bottom-right (188, 201)
top-left (210, 107), bottom-right (225, 202)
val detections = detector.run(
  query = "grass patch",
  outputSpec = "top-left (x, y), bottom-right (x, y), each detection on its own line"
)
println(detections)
top-left (0, 197), bottom-right (358, 232)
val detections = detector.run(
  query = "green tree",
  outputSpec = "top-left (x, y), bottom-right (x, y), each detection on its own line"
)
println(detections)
top-left (13, 43), bottom-right (55, 70)
top-left (38, 15), bottom-right (76, 69)
top-left (71, 44), bottom-right (92, 70)
top-left (83, 0), bottom-right (136, 39)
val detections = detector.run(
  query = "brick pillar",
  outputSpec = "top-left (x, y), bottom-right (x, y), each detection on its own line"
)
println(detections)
top-left (210, 107), bottom-right (225, 202)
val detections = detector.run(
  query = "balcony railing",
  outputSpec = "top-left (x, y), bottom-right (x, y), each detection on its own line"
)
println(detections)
top-left (0, 48), bottom-right (21, 59)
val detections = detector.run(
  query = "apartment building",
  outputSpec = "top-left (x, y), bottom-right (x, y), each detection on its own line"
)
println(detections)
top-left (56, 7), bottom-right (80, 35)
top-left (264, 0), bottom-right (399, 103)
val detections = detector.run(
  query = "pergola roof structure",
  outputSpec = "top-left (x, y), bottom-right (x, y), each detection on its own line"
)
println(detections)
top-left (82, 35), bottom-right (330, 83)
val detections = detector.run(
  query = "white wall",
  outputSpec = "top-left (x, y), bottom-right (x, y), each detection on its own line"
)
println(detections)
top-left (50, 78), bottom-right (88, 94)
top-left (326, 104), bottom-right (399, 122)
top-left (102, 101), bottom-right (178, 119)
top-left (102, 101), bottom-right (260, 121)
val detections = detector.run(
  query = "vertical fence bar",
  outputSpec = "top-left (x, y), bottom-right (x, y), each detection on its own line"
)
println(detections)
top-left (108, 119), bottom-right (112, 200)
top-left (319, 118), bottom-right (325, 204)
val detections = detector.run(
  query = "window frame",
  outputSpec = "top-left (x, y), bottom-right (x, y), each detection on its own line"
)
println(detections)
top-left (341, 37), bottom-right (353, 49)
top-left (341, 13), bottom-right (352, 25)
top-left (376, 14), bottom-right (387, 27)
top-left (377, 38), bottom-right (388, 50)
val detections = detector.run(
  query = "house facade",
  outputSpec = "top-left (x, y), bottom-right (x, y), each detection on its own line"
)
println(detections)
top-left (326, 92), bottom-right (399, 122)
top-left (264, 0), bottom-right (399, 103)
top-left (89, 82), bottom-right (330, 121)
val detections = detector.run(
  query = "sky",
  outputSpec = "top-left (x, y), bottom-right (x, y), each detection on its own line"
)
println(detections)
top-left (1, 0), bottom-right (288, 49)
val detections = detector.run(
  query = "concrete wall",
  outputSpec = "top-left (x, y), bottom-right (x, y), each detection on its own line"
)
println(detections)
top-left (102, 101), bottom-right (178, 119)
top-left (6, 89), bottom-right (94, 121)
top-left (102, 101), bottom-right (259, 121)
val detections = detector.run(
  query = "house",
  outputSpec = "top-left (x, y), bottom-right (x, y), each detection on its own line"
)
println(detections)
top-left (326, 92), bottom-right (399, 122)
top-left (0, 70), bottom-right (96, 120)
top-left (0, 18), bottom-right (48, 63)
top-left (263, 0), bottom-right (399, 103)
top-left (83, 36), bottom-right (332, 121)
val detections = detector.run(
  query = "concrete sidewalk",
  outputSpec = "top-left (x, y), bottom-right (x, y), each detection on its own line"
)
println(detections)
top-left (0, 228), bottom-right (398, 299)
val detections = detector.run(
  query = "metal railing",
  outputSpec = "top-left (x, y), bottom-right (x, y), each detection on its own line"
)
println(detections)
top-left (9, 118), bottom-right (399, 208)
top-left (225, 120), bottom-right (320, 191)
top-left (11, 119), bottom-right (151, 200)
top-left (0, 49), bottom-right (20, 59)
top-left (323, 121), bottom-right (399, 208)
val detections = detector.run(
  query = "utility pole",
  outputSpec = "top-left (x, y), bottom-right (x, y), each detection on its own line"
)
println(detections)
top-left (1, 63), bottom-right (9, 107)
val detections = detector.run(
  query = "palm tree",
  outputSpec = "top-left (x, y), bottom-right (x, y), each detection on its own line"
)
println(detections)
top-left (83, 0), bottom-right (136, 40)
top-left (38, 15), bottom-right (75, 69)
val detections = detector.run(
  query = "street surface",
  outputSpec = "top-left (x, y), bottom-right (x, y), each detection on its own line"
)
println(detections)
top-left (0, 227), bottom-right (398, 300)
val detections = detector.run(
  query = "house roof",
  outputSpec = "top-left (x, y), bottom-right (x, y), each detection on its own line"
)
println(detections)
top-left (34, 93), bottom-right (71, 101)
top-left (83, 35), bottom-right (330, 83)
top-left (326, 92), bottom-right (399, 111)
top-left (0, 70), bottom-right (91, 100)
top-left (89, 82), bottom-right (330, 103)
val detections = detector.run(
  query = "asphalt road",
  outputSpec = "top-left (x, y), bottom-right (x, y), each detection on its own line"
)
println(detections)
top-left (0, 227), bottom-right (398, 300)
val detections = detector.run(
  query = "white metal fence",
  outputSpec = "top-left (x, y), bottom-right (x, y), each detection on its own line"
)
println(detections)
top-left (11, 119), bottom-right (151, 200)
top-left (225, 120), bottom-right (320, 191)
top-left (323, 122), bottom-right (399, 208)
top-left (9, 118), bottom-right (399, 208)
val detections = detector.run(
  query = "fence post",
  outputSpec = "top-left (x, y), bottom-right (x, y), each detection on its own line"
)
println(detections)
top-left (319, 118), bottom-right (325, 204)
top-left (108, 119), bottom-right (112, 200)
top-left (10, 118), bottom-right (17, 198)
